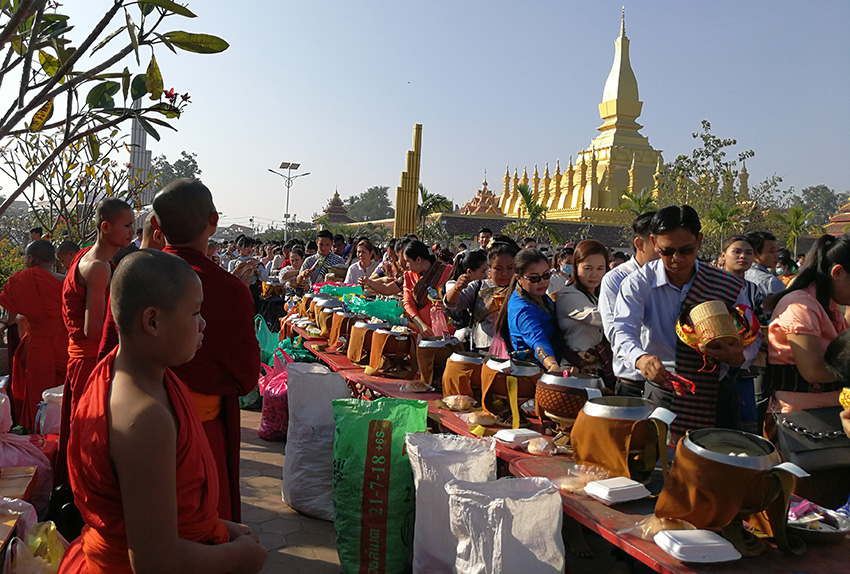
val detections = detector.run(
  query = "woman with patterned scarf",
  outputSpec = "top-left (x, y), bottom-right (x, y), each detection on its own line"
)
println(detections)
top-left (402, 240), bottom-right (453, 337)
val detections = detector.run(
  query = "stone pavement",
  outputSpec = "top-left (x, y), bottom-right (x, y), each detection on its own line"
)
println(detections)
top-left (240, 409), bottom-right (341, 573)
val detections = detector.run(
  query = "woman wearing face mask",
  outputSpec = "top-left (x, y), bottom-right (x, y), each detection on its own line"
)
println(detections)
top-left (556, 240), bottom-right (614, 386)
top-left (547, 246), bottom-right (574, 295)
top-left (494, 248), bottom-right (562, 371)
top-left (444, 241), bottom-right (520, 352)
top-left (776, 249), bottom-right (798, 287)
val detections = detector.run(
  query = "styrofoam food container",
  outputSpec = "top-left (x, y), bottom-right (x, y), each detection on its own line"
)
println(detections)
top-left (653, 530), bottom-right (741, 563)
top-left (493, 428), bottom-right (542, 447)
top-left (584, 477), bottom-right (650, 504)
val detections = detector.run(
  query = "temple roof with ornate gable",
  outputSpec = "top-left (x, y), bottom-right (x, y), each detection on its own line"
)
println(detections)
top-left (316, 189), bottom-right (354, 224)
top-left (825, 201), bottom-right (850, 235)
top-left (459, 176), bottom-right (504, 216)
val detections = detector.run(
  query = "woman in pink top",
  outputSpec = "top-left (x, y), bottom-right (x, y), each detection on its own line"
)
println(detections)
top-left (402, 240), bottom-right (452, 338)
top-left (768, 235), bottom-right (850, 413)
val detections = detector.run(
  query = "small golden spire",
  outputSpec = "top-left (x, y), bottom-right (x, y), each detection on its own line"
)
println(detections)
top-left (620, 6), bottom-right (626, 37)
top-left (555, 158), bottom-right (561, 175)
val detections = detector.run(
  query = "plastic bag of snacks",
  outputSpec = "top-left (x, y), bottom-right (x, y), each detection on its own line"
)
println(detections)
top-left (258, 350), bottom-right (292, 441)
top-left (332, 398), bottom-right (428, 573)
top-left (254, 315), bottom-right (278, 365)
top-left (342, 294), bottom-right (406, 325)
top-left (3, 521), bottom-right (67, 574)
top-left (320, 284), bottom-right (364, 297)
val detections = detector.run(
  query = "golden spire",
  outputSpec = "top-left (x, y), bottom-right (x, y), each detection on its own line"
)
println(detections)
top-left (653, 155), bottom-right (663, 196)
top-left (541, 162), bottom-right (551, 206)
top-left (628, 152), bottom-right (636, 195)
top-left (739, 161), bottom-right (750, 201)
top-left (520, 166), bottom-right (529, 187)
top-left (500, 166), bottom-right (511, 210)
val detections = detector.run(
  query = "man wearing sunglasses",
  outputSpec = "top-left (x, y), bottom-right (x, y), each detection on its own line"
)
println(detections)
top-left (611, 205), bottom-right (760, 440)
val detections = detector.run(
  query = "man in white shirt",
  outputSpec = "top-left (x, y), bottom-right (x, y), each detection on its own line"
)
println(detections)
top-left (598, 212), bottom-right (658, 396)
top-left (298, 229), bottom-right (347, 285)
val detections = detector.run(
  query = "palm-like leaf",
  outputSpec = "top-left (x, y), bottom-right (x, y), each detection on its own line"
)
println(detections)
top-left (770, 205), bottom-right (823, 255)
top-left (502, 183), bottom-right (562, 244)
top-left (618, 187), bottom-right (657, 216)
top-left (706, 200), bottom-right (744, 247)
top-left (417, 183), bottom-right (452, 234)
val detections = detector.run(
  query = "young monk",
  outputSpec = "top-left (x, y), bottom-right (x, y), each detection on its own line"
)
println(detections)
top-left (152, 179), bottom-right (259, 522)
top-left (98, 211), bottom-right (166, 360)
top-left (58, 198), bottom-right (135, 483)
top-left (0, 240), bottom-right (67, 431)
top-left (58, 250), bottom-right (266, 574)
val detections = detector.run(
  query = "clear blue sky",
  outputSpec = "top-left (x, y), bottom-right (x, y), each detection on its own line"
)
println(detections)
top-left (62, 1), bottom-right (850, 230)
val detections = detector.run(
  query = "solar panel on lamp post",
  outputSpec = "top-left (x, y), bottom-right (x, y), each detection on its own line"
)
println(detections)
top-left (268, 163), bottom-right (310, 241)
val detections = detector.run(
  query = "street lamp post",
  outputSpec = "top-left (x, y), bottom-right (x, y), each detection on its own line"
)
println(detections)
top-left (268, 162), bottom-right (310, 241)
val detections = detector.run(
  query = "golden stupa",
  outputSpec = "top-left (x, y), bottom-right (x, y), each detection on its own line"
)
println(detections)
top-left (495, 10), bottom-right (663, 224)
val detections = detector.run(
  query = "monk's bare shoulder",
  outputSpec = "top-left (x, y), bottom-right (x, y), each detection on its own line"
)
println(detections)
top-left (109, 375), bottom-right (176, 458)
top-left (78, 257), bottom-right (111, 288)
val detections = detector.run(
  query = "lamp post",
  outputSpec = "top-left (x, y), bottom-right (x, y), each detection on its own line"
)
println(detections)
top-left (268, 162), bottom-right (310, 241)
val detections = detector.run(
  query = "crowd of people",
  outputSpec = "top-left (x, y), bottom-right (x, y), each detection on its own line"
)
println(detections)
top-left (2, 177), bottom-right (850, 570)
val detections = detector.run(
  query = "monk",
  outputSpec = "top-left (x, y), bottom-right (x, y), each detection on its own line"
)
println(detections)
top-left (152, 179), bottom-right (260, 522)
top-left (0, 240), bottom-right (67, 431)
top-left (98, 212), bottom-right (166, 360)
top-left (59, 250), bottom-right (266, 574)
top-left (57, 240), bottom-right (81, 274)
top-left (58, 198), bottom-right (135, 484)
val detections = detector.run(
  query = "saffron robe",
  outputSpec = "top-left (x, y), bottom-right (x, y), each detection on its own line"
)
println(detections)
top-left (58, 350), bottom-right (229, 574)
top-left (57, 247), bottom-right (107, 484)
top-left (96, 298), bottom-right (118, 361)
top-left (0, 267), bottom-right (67, 431)
top-left (164, 246), bottom-right (260, 522)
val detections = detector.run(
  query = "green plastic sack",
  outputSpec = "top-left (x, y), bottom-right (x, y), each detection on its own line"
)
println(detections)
top-left (342, 294), bottom-right (406, 325)
top-left (332, 398), bottom-right (428, 574)
top-left (255, 315), bottom-right (277, 364)
top-left (320, 285), bottom-right (364, 297)
top-left (277, 336), bottom-right (315, 363)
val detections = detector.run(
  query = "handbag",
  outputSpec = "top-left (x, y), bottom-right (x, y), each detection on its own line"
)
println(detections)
top-left (773, 406), bottom-right (850, 472)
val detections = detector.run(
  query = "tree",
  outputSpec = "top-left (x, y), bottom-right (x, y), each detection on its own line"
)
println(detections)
top-left (618, 186), bottom-right (657, 217)
top-left (417, 183), bottom-right (451, 235)
top-left (770, 206), bottom-right (823, 256)
top-left (502, 183), bottom-right (562, 244)
top-left (344, 185), bottom-right (394, 221)
top-left (705, 201), bottom-right (744, 252)
top-left (151, 150), bottom-right (202, 189)
top-left (795, 184), bottom-right (848, 226)
top-left (0, 128), bottom-right (154, 242)
top-left (0, 1), bottom-right (229, 218)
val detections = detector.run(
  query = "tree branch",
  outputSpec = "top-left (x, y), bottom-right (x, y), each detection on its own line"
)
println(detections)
top-left (0, 0), bottom-right (39, 51)
top-left (17, 0), bottom-right (44, 108)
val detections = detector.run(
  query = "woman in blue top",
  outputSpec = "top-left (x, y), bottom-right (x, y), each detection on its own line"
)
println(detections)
top-left (496, 248), bottom-right (562, 371)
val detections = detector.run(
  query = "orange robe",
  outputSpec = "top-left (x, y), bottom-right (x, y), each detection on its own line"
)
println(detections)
top-left (0, 267), bottom-right (67, 431)
top-left (164, 246), bottom-right (260, 522)
top-left (96, 297), bottom-right (118, 361)
top-left (58, 349), bottom-right (229, 574)
top-left (57, 247), bottom-right (107, 485)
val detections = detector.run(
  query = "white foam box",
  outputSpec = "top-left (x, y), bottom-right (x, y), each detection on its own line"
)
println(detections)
top-left (584, 476), bottom-right (650, 504)
top-left (653, 530), bottom-right (742, 563)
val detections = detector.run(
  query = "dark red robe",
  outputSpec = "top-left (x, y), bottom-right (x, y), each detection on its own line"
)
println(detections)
top-left (58, 349), bottom-right (229, 574)
top-left (164, 245), bottom-right (260, 522)
top-left (96, 299), bottom-right (118, 361)
top-left (57, 247), bottom-right (107, 485)
top-left (0, 267), bottom-right (67, 431)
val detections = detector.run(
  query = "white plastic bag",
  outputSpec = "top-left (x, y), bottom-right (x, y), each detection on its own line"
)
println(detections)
top-left (35, 386), bottom-right (63, 435)
top-left (406, 433), bottom-right (496, 574)
top-left (0, 390), bottom-right (12, 433)
top-left (446, 477), bottom-right (566, 574)
top-left (0, 497), bottom-right (37, 535)
top-left (281, 363), bottom-right (351, 520)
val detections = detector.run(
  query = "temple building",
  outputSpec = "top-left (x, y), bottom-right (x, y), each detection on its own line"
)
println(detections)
top-left (492, 10), bottom-right (663, 224)
top-left (825, 202), bottom-right (850, 235)
top-left (316, 189), bottom-right (355, 224)
top-left (459, 176), bottom-right (503, 216)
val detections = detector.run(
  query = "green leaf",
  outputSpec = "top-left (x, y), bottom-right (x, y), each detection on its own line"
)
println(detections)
top-left (162, 31), bottom-right (229, 54)
top-left (91, 25), bottom-right (126, 55)
top-left (130, 74), bottom-right (147, 101)
top-left (137, 117), bottom-right (161, 141)
top-left (154, 32), bottom-right (177, 54)
top-left (86, 81), bottom-right (120, 109)
top-left (87, 134), bottom-right (100, 162)
top-left (38, 50), bottom-right (59, 76)
top-left (141, 2), bottom-right (156, 16)
top-left (145, 55), bottom-right (163, 100)
top-left (140, 0), bottom-right (197, 18)
top-left (149, 102), bottom-right (180, 118)
top-left (126, 11), bottom-right (139, 65)
top-left (121, 67), bottom-right (130, 100)
top-left (141, 115), bottom-right (178, 131)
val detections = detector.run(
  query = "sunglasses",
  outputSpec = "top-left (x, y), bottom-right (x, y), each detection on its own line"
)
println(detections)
top-left (522, 270), bottom-right (553, 283)
top-left (657, 245), bottom-right (697, 257)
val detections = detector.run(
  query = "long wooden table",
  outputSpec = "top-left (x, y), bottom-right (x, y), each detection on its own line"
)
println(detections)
top-left (295, 328), bottom-right (849, 574)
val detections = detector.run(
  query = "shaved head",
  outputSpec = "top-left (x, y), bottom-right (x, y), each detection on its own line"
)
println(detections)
top-left (95, 198), bottom-right (133, 228)
top-left (56, 240), bottom-right (80, 255)
top-left (142, 211), bottom-right (157, 240)
top-left (111, 249), bottom-right (200, 334)
top-left (152, 178), bottom-right (216, 244)
top-left (25, 239), bottom-right (55, 265)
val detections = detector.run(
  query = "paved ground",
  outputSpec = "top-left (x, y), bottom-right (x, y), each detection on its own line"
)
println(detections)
top-left (239, 409), bottom-right (642, 574)
top-left (240, 409), bottom-right (341, 573)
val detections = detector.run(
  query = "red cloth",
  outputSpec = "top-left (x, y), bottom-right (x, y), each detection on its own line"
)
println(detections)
top-left (164, 245), bottom-right (260, 522)
top-left (57, 247), bottom-right (106, 485)
top-left (58, 350), bottom-right (229, 574)
top-left (0, 267), bottom-right (67, 431)
top-left (96, 297), bottom-right (118, 361)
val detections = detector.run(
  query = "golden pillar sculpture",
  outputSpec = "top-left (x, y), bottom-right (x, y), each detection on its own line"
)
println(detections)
top-left (541, 163), bottom-right (551, 206)
top-left (393, 123), bottom-right (422, 237)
